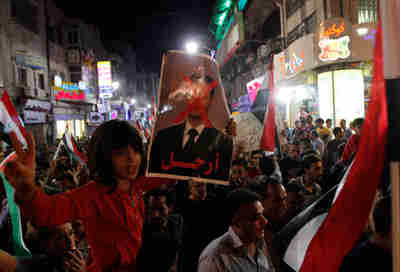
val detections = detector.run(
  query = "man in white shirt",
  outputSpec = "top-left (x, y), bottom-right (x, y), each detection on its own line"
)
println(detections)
top-left (198, 189), bottom-right (275, 272)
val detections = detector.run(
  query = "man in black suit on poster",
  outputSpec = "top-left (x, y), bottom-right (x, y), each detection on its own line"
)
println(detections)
top-left (149, 67), bottom-right (233, 182)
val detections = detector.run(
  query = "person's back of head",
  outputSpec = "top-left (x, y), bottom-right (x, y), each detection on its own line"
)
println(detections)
top-left (302, 154), bottom-right (321, 170)
top-left (333, 127), bottom-right (344, 138)
top-left (259, 155), bottom-right (276, 177)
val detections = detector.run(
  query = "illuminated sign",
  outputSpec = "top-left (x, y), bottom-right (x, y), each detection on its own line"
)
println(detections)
top-left (320, 21), bottom-right (345, 39)
top-left (279, 51), bottom-right (305, 76)
top-left (319, 36), bottom-right (351, 62)
top-left (53, 81), bottom-right (85, 101)
top-left (97, 61), bottom-right (113, 95)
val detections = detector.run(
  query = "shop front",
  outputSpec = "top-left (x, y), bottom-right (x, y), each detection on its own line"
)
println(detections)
top-left (53, 79), bottom-right (93, 140)
top-left (314, 18), bottom-right (376, 126)
top-left (23, 99), bottom-right (52, 146)
top-left (273, 33), bottom-right (317, 127)
top-left (274, 18), bottom-right (376, 127)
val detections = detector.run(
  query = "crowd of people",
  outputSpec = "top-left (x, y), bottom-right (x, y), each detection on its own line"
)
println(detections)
top-left (0, 116), bottom-right (392, 272)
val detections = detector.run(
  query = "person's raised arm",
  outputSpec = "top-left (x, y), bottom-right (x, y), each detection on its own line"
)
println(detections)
top-left (4, 132), bottom-right (37, 202)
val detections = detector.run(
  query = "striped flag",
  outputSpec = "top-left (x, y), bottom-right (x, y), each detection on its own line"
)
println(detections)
top-left (0, 90), bottom-right (31, 256)
top-left (62, 127), bottom-right (87, 165)
top-left (260, 59), bottom-right (276, 152)
top-left (275, 21), bottom-right (387, 272)
top-left (0, 91), bottom-right (26, 147)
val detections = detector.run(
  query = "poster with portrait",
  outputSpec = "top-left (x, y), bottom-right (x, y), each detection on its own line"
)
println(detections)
top-left (146, 51), bottom-right (233, 185)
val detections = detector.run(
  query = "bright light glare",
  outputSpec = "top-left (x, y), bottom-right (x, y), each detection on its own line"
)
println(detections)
top-left (112, 82), bottom-right (120, 90)
top-left (186, 41), bottom-right (199, 54)
top-left (131, 98), bottom-right (136, 104)
top-left (356, 27), bottom-right (368, 36)
top-left (276, 88), bottom-right (293, 104)
top-left (296, 86), bottom-right (309, 101)
top-left (147, 104), bottom-right (151, 109)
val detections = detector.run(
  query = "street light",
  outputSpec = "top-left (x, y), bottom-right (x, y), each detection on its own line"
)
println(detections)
top-left (112, 81), bottom-right (120, 90)
top-left (131, 98), bottom-right (136, 105)
top-left (147, 104), bottom-right (151, 109)
top-left (185, 41), bottom-right (199, 54)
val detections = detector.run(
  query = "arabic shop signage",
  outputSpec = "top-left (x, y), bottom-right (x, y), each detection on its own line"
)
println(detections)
top-left (317, 18), bottom-right (352, 63)
top-left (273, 34), bottom-right (315, 83)
top-left (15, 51), bottom-right (46, 70)
top-left (53, 80), bottom-right (85, 101)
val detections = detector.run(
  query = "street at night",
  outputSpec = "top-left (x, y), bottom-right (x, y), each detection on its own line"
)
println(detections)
top-left (0, 0), bottom-right (398, 271)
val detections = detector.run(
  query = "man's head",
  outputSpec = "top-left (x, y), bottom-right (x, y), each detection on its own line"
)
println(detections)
top-left (188, 180), bottom-right (207, 200)
top-left (146, 190), bottom-right (172, 231)
top-left (295, 120), bottom-right (301, 128)
top-left (333, 127), bottom-right (344, 139)
top-left (227, 189), bottom-right (268, 243)
top-left (303, 154), bottom-right (323, 183)
top-left (287, 143), bottom-right (300, 160)
top-left (299, 138), bottom-right (313, 155)
top-left (230, 159), bottom-right (249, 187)
top-left (340, 119), bottom-right (347, 129)
top-left (310, 130), bottom-right (319, 140)
top-left (257, 178), bottom-right (288, 222)
top-left (249, 150), bottom-right (264, 172)
top-left (315, 118), bottom-right (324, 128)
top-left (37, 223), bottom-right (76, 258)
top-left (326, 119), bottom-right (333, 129)
top-left (259, 155), bottom-right (277, 177)
top-left (353, 118), bottom-right (365, 135)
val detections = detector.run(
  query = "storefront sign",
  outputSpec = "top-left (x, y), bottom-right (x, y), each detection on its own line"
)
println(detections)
top-left (279, 51), bottom-right (305, 76)
top-left (23, 110), bottom-right (46, 124)
top-left (317, 18), bottom-right (352, 63)
top-left (273, 34), bottom-right (315, 83)
top-left (15, 52), bottom-right (46, 70)
top-left (351, 24), bottom-right (377, 62)
top-left (97, 61), bottom-right (113, 97)
top-left (53, 81), bottom-right (86, 101)
top-left (24, 99), bottom-right (51, 112)
top-left (319, 35), bottom-right (351, 62)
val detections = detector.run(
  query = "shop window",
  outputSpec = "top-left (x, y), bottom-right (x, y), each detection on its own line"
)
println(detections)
top-left (318, 69), bottom-right (365, 126)
top-left (18, 68), bottom-right (27, 86)
top-left (358, 0), bottom-right (378, 24)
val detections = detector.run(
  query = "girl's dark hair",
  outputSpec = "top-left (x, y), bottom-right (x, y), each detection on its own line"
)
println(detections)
top-left (88, 120), bottom-right (145, 187)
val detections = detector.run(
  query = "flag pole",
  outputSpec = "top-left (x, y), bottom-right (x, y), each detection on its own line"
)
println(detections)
top-left (390, 163), bottom-right (400, 272)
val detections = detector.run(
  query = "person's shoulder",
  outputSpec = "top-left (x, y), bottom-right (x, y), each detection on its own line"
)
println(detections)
top-left (155, 123), bottom-right (185, 137)
top-left (199, 231), bottom-right (232, 259)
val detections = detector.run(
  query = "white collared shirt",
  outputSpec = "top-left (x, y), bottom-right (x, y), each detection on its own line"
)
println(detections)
top-left (182, 122), bottom-right (205, 148)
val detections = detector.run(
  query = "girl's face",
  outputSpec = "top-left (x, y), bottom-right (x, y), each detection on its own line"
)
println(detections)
top-left (111, 145), bottom-right (142, 181)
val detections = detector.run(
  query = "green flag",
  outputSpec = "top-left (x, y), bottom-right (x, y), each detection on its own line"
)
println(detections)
top-left (1, 173), bottom-right (31, 256)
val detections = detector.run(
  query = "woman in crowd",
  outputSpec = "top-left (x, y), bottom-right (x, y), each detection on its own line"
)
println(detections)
top-left (4, 120), bottom-right (169, 272)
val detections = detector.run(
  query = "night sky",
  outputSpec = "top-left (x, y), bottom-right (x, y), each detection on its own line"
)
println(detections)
top-left (54, 0), bottom-right (216, 72)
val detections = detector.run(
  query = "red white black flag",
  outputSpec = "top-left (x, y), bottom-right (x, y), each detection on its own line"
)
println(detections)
top-left (276, 21), bottom-right (387, 272)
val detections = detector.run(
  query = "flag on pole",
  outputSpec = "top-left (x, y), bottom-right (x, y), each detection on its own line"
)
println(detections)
top-left (0, 91), bottom-right (26, 147)
top-left (0, 152), bottom-right (31, 256)
top-left (275, 21), bottom-right (387, 272)
top-left (0, 90), bottom-right (31, 256)
top-left (260, 59), bottom-right (276, 153)
top-left (62, 127), bottom-right (87, 165)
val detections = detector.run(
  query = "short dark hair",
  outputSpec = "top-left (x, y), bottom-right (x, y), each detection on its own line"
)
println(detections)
top-left (232, 159), bottom-right (248, 170)
top-left (259, 155), bottom-right (276, 176)
top-left (333, 127), bottom-right (343, 137)
top-left (326, 119), bottom-right (332, 123)
top-left (353, 118), bottom-right (364, 128)
top-left (286, 182), bottom-right (303, 193)
top-left (302, 154), bottom-right (321, 170)
top-left (373, 196), bottom-right (392, 236)
top-left (316, 118), bottom-right (324, 124)
top-left (226, 189), bottom-right (261, 224)
top-left (88, 120), bottom-right (145, 188)
top-left (253, 177), bottom-right (282, 199)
